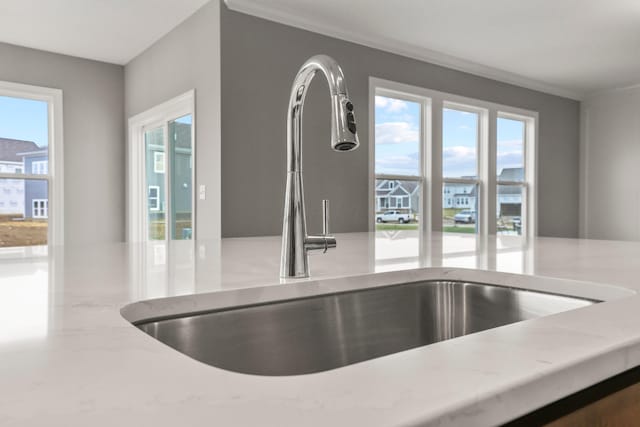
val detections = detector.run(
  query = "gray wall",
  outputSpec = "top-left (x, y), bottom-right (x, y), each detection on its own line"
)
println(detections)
top-left (580, 86), bottom-right (640, 241)
top-left (125, 0), bottom-right (221, 241)
top-left (221, 5), bottom-right (581, 238)
top-left (0, 42), bottom-right (125, 245)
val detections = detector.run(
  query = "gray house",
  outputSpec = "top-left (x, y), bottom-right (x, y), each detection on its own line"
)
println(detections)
top-left (497, 167), bottom-right (524, 217)
top-left (21, 150), bottom-right (49, 219)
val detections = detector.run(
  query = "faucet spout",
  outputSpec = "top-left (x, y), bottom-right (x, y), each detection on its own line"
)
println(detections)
top-left (280, 55), bottom-right (359, 278)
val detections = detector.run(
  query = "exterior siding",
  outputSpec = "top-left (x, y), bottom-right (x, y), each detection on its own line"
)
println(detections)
top-left (23, 154), bottom-right (48, 218)
top-left (0, 162), bottom-right (25, 215)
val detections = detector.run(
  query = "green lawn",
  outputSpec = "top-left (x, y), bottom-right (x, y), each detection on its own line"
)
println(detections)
top-left (443, 226), bottom-right (476, 234)
top-left (375, 223), bottom-right (475, 234)
top-left (376, 223), bottom-right (419, 231)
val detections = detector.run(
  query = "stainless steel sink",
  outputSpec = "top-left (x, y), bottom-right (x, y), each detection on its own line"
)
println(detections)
top-left (136, 280), bottom-right (598, 376)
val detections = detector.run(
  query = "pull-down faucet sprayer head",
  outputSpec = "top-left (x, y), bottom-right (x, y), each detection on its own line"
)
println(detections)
top-left (330, 93), bottom-right (360, 152)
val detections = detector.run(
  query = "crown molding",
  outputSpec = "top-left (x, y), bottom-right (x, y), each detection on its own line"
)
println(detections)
top-left (225, 0), bottom-right (584, 101)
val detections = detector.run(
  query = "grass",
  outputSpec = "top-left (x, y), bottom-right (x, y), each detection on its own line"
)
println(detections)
top-left (443, 226), bottom-right (476, 234)
top-left (376, 223), bottom-right (419, 231)
top-left (0, 218), bottom-right (48, 247)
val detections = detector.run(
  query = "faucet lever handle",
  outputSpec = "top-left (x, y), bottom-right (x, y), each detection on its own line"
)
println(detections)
top-left (322, 199), bottom-right (330, 236)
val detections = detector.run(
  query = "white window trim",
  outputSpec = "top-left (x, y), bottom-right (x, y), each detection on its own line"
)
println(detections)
top-left (371, 86), bottom-right (431, 245)
top-left (153, 152), bottom-right (165, 174)
top-left (0, 81), bottom-right (64, 246)
top-left (32, 199), bottom-right (48, 219)
top-left (32, 160), bottom-right (48, 175)
top-left (127, 90), bottom-right (195, 242)
top-left (148, 186), bottom-right (160, 211)
top-left (369, 77), bottom-right (538, 239)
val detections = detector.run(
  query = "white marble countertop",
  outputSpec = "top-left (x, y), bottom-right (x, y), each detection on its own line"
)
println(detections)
top-left (2, 231), bottom-right (640, 426)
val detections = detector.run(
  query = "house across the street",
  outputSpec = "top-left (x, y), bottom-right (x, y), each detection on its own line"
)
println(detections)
top-left (375, 179), bottom-right (420, 214)
top-left (20, 149), bottom-right (49, 219)
top-left (377, 167), bottom-right (524, 217)
top-left (0, 137), bottom-right (49, 219)
top-left (0, 137), bottom-right (39, 216)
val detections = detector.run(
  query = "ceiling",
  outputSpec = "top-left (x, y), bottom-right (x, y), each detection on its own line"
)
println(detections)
top-left (226, 0), bottom-right (640, 100)
top-left (0, 0), bottom-right (210, 65)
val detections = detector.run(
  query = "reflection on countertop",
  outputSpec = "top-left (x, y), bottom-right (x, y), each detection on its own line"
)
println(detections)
top-left (4, 231), bottom-right (640, 323)
top-left (2, 232), bottom-right (640, 427)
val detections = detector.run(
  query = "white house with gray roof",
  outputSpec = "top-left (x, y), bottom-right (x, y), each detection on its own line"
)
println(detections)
top-left (375, 179), bottom-right (420, 214)
top-left (0, 137), bottom-right (38, 215)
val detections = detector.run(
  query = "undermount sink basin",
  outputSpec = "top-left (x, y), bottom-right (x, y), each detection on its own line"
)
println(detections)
top-left (136, 280), bottom-right (598, 376)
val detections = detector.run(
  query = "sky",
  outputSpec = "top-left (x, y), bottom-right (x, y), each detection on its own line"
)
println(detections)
top-left (375, 95), bottom-right (524, 178)
top-left (0, 96), bottom-right (49, 148)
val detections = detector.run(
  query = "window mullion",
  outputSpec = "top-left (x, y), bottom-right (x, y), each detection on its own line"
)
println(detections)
top-left (430, 97), bottom-right (443, 232)
top-left (163, 122), bottom-right (171, 242)
top-left (486, 109), bottom-right (498, 235)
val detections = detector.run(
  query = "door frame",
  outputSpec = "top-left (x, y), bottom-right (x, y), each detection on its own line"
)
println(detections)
top-left (127, 90), bottom-right (195, 242)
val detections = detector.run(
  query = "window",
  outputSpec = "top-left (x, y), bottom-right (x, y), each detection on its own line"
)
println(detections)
top-left (497, 116), bottom-right (528, 235)
top-left (153, 152), bottom-right (165, 174)
top-left (148, 186), bottom-right (160, 211)
top-left (370, 78), bottom-right (536, 240)
top-left (32, 199), bottom-right (48, 219)
top-left (31, 160), bottom-right (48, 175)
top-left (373, 92), bottom-right (423, 235)
top-left (0, 81), bottom-right (63, 249)
top-left (442, 106), bottom-right (481, 234)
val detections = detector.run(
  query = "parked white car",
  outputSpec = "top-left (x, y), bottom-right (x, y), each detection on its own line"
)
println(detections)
top-left (376, 210), bottom-right (413, 224)
top-left (454, 210), bottom-right (476, 224)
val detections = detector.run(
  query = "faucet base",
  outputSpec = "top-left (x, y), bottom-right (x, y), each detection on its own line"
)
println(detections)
top-left (280, 171), bottom-right (309, 278)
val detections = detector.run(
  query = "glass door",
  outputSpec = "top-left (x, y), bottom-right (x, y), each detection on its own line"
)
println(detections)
top-left (143, 114), bottom-right (193, 242)
top-left (169, 115), bottom-right (193, 240)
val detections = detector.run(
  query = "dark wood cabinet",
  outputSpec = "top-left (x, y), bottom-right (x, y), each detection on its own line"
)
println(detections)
top-left (505, 366), bottom-right (640, 426)
top-left (545, 382), bottom-right (640, 426)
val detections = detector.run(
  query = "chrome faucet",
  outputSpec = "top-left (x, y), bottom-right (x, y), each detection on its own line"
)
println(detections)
top-left (280, 55), bottom-right (360, 278)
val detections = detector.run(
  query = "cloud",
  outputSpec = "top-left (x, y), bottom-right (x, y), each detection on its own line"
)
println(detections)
top-left (497, 152), bottom-right (524, 171)
top-left (375, 96), bottom-right (409, 113)
top-left (375, 152), bottom-right (419, 174)
top-left (375, 122), bottom-right (419, 145)
top-left (497, 140), bottom-right (524, 170)
top-left (443, 146), bottom-right (477, 177)
top-left (443, 146), bottom-right (476, 161)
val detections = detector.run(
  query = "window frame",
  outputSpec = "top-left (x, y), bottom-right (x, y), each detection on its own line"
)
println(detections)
top-left (0, 80), bottom-right (64, 246)
top-left (369, 77), bottom-right (538, 239)
top-left (31, 160), bottom-right (48, 175)
top-left (495, 112), bottom-right (534, 236)
top-left (153, 152), bottom-right (165, 174)
top-left (371, 87), bottom-right (432, 238)
top-left (148, 186), bottom-right (160, 211)
top-left (441, 102), bottom-right (486, 233)
top-left (32, 199), bottom-right (48, 219)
